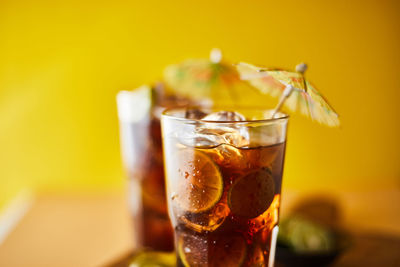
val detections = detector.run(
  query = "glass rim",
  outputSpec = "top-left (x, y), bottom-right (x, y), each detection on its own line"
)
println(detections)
top-left (162, 107), bottom-right (289, 124)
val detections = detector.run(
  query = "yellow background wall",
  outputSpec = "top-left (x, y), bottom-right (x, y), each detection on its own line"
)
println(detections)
top-left (1, 0), bottom-right (399, 207)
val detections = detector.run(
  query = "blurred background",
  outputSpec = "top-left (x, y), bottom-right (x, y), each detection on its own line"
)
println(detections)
top-left (0, 0), bottom-right (399, 265)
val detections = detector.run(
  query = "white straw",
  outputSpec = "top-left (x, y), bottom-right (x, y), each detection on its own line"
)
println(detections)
top-left (270, 63), bottom-right (307, 118)
top-left (271, 84), bottom-right (294, 118)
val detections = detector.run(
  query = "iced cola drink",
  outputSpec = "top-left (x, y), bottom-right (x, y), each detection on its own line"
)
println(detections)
top-left (117, 85), bottom-right (193, 251)
top-left (162, 108), bottom-right (288, 266)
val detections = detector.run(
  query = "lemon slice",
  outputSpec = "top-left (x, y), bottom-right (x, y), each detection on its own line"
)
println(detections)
top-left (171, 149), bottom-right (223, 213)
top-left (178, 233), bottom-right (247, 267)
top-left (179, 203), bottom-right (230, 233)
top-left (210, 235), bottom-right (247, 266)
top-left (228, 167), bottom-right (275, 218)
top-left (178, 233), bottom-right (208, 267)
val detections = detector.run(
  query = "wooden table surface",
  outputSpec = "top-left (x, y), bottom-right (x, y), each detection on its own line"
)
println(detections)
top-left (0, 190), bottom-right (399, 267)
top-left (0, 193), bottom-right (134, 267)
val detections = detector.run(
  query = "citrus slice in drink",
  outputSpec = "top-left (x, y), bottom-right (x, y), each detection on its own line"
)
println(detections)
top-left (228, 167), bottom-right (275, 218)
top-left (180, 203), bottom-right (230, 233)
top-left (171, 149), bottom-right (223, 213)
top-left (177, 233), bottom-right (208, 266)
top-left (210, 234), bottom-right (247, 266)
top-left (178, 233), bottom-right (247, 267)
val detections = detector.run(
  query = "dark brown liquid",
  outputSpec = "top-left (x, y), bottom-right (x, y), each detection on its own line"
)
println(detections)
top-left (172, 143), bottom-right (286, 266)
top-left (124, 115), bottom-right (174, 251)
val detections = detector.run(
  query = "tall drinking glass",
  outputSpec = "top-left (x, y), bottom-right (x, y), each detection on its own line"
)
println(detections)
top-left (117, 85), bottom-right (194, 252)
top-left (161, 108), bottom-right (288, 266)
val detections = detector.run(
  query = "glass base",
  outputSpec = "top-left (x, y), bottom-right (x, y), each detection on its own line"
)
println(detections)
top-left (128, 250), bottom-right (176, 267)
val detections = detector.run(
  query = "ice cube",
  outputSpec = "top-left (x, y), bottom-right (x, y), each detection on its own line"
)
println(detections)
top-left (191, 126), bottom-right (249, 148)
top-left (201, 111), bottom-right (249, 147)
top-left (179, 203), bottom-right (230, 233)
top-left (185, 109), bottom-right (208, 120)
top-left (177, 128), bottom-right (226, 148)
top-left (212, 144), bottom-right (248, 170)
top-left (248, 125), bottom-right (281, 147)
top-left (202, 111), bottom-right (246, 122)
top-left (177, 110), bottom-right (250, 148)
top-left (221, 128), bottom-right (249, 147)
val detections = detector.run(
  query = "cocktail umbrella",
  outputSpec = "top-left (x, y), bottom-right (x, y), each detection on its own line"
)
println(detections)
top-left (236, 62), bottom-right (340, 127)
top-left (163, 49), bottom-right (259, 107)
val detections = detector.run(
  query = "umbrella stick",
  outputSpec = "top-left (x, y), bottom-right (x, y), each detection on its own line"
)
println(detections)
top-left (271, 85), bottom-right (294, 118)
